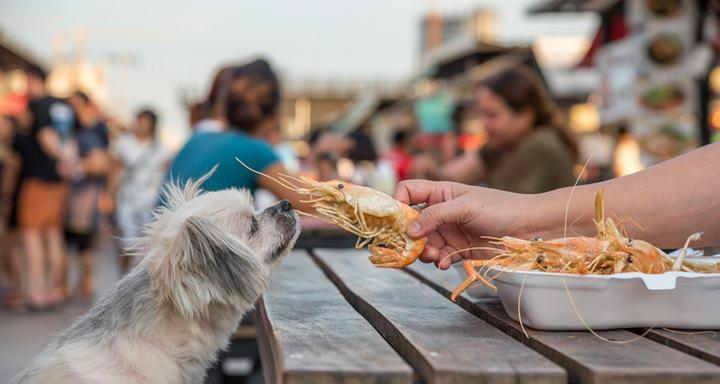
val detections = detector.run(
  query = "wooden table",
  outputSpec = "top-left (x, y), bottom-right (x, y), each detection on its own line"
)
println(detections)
top-left (257, 249), bottom-right (720, 384)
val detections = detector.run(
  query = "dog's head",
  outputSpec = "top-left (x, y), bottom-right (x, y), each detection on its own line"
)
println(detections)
top-left (135, 175), bottom-right (300, 318)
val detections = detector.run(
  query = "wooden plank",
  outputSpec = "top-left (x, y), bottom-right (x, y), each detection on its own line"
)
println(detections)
top-left (232, 325), bottom-right (256, 339)
top-left (407, 262), bottom-right (720, 384)
top-left (643, 330), bottom-right (720, 366)
top-left (313, 249), bottom-right (566, 384)
top-left (258, 250), bottom-right (413, 384)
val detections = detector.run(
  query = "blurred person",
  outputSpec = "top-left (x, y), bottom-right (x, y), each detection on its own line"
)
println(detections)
top-left (191, 66), bottom-right (235, 133)
top-left (307, 125), bottom-right (380, 184)
top-left (412, 66), bottom-right (578, 194)
top-left (383, 130), bottom-right (413, 181)
top-left (0, 115), bottom-right (23, 309)
top-left (347, 124), bottom-right (378, 163)
top-left (65, 91), bottom-right (111, 298)
top-left (166, 58), bottom-right (308, 209)
top-left (414, 81), bottom-right (457, 163)
top-left (451, 100), bottom-right (486, 153)
top-left (308, 129), bottom-right (353, 178)
top-left (11, 65), bottom-right (75, 308)
top-left (110, 108), bottom-right (170, 274)
top-left (301, 128), bottom-right (339, 181)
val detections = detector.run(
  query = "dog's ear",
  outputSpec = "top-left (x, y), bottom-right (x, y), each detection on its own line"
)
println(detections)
top-left (152, 215), bottom-right (268, 318)
top-left (160, 166), bottom-right (218, 210)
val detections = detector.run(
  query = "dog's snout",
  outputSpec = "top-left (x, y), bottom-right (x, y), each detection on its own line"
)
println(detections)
top-left (278, 200), bottom-right (292, 212)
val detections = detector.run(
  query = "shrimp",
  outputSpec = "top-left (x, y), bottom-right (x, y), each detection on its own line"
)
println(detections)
top-left (238, 160), bottom-right (426, 268)
top-left (450, 189), bottom-right (717, 301)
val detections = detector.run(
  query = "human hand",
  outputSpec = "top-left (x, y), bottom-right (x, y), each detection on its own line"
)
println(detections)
top-left (395, 180), bottom-right (533, 269)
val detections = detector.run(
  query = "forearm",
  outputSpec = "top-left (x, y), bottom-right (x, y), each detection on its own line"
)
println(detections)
top-left (107, 162), bottom-right (125, 197)
top-left (525, 143), bottom-right (720, 248)
top-left (37, 127), bottom-right (63, 159)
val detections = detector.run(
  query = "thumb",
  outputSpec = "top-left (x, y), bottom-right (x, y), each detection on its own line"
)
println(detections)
top-left (407, 202), bottom-right (459, 238)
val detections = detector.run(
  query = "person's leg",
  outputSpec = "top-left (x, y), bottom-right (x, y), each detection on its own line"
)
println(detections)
top-left (1, 231), bottom-right (11, 284)
top-left (18, 180), bottom-right (48, 307)
top-left (78, 248), bottom-right (95, 297)
top-left (44, 182), bottom-right (69, 305)
top-left (115, 203), bottom-right (136, 276)
top-left (45, 227), bottom-right (67, 304)
top-left (8, 231), bottom-right (25, 307)
top-left (2, 231), bottom-right (24, 308)
top-left (22, 229), bottom-right (45, 306)
top-left (75, 233), bottom-right (95, 298)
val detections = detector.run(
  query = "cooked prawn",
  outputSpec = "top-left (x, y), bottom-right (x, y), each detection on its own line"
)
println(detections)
top-left (238, 160), bottom-right (426, 268)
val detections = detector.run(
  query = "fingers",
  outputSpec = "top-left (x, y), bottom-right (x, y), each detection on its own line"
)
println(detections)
top-left (418, 232), bottom-right (445, 264)
top-left (394, 179), bottom-right (466, 206)
top-left (407, 200), bottom-right (467, 239)
top-left (419, 245), bottom-right (439, 264)
top-left (419, 244), bottom-right (463, 270)
top-left (437, 245), bottom-right (459, 269)
top-left (394, 179), bottom-right (437, 205)
top-left (416, 228), bottom-right (469, 269)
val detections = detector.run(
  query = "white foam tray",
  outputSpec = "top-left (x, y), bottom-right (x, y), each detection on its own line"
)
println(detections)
top-left (490, 257), bottom-right (720, 331)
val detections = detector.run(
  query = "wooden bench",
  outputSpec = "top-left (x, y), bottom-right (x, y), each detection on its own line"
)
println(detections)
top-left (257, 249), bottom-right (720, 384)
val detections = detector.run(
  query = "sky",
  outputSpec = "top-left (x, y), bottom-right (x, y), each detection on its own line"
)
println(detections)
top-left (0, 0), bottom-right (596, 144)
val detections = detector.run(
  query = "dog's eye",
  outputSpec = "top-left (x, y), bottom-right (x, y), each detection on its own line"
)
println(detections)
top-left (249, 216), bottom-right (259, 236)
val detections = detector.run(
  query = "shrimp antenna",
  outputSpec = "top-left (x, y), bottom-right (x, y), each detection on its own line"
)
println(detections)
top-left (442, 246), bottom-right (505, 262)
top-left (236, 158), bottom-right (300, 192)
top-left (278, 173), bottom-right (308, 186)
top-left (672, 232), bottom-right (703, 271)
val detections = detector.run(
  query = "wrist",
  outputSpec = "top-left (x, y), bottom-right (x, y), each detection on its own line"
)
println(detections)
top-left (516, 189), bottom-right (569, 240)
top-left (522, 185), bottom-right (599, 241)
top-left (514, 193), bottom-right (543, 239)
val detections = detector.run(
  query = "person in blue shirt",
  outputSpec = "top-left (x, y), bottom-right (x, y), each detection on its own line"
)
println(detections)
top-left (167, 59), bottom-right (304, 207)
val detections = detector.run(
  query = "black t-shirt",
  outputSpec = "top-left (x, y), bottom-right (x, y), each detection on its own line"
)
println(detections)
top-left (15, 96), bottom-right (74, 182)
top-left (11, 131), bottom-right (33, 179)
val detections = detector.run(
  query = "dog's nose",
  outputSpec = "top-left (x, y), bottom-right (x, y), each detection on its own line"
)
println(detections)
top-left (278, 200), bottom-right (293, 212)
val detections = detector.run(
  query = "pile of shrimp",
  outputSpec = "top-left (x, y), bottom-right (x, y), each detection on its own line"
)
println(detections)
top-left (451, 189), bottom-right (720, 300)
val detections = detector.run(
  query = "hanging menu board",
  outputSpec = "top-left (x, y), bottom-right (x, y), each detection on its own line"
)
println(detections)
top-left (598, 0), bottom-right (710, 165)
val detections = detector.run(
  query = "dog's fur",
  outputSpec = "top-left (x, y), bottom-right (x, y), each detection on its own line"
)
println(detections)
top-left (12, 176), bottom-right (300, 384)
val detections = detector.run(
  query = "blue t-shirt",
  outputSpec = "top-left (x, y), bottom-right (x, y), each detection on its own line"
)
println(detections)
top-left (414, 94), bottom-right (454, 134)
top-left (167, 131), bottom-right (279, 193)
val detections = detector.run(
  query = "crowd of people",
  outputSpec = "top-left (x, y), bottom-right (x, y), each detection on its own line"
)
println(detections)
top-left (0, 57), bottom-right (585, 312)
top-left (0, 65), bottom-right (169, 311)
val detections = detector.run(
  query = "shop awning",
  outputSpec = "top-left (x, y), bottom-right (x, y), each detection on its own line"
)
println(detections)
top-left (0, 35), bottom-right (45, 70)
top-left (528, 0), bottom-right (622, 14)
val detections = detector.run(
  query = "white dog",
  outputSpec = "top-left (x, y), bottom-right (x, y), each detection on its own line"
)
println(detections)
top-left (12, 176), bottom-right (300, 384)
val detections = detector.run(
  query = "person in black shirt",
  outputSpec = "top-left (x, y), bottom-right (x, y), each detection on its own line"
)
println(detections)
top-left (12, 65), bottom-right (74, 308)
